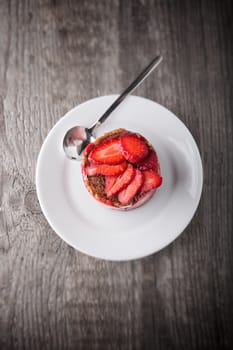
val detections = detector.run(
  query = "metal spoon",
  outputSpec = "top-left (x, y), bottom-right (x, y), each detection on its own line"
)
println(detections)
top-left (63, 55), bottom-right (163, 160)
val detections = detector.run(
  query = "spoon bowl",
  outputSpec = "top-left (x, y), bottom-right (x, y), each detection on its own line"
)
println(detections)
top-left (63, 126), bottom-right (95, 160)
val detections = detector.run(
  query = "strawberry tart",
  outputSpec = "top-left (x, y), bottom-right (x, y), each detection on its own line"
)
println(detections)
top-left (81, 128), bottom-right (162, 210)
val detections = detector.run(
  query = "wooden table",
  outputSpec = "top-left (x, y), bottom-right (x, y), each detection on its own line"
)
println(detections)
top-left (0, 1), bottom-right (232, 349)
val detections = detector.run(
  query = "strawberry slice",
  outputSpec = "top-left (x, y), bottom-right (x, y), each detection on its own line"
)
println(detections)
top-left (107, 164), bottom-right (136, 197)
top-left (140, 170), bottom-right (162, 192)
top-left (118, 169), bottom-right (144, 205)
top-left (105, 175), bottom-right (117, 196)
top-left (120, 133), bottom-right (149, 163)
top-left (88, 137), bottom-right (125, 164)
top-left (137, 150), bottom-right (159, 171)
top-left (84, 142), bottom-right (95, 156)
top-left (86, 162), bottom-right (127, 176)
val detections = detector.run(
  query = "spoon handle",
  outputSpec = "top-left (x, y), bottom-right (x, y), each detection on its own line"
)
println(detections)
top-left (90, 55), bottom-right (163, 133)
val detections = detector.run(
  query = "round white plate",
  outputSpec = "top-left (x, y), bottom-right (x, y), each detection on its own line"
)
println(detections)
top-left (36, 95), bottom-right (203, 261)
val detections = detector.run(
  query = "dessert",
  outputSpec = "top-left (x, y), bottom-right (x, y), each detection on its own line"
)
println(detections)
top-left (81, 128), bottom-right (162, 210)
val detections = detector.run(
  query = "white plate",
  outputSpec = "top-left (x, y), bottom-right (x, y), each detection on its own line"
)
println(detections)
top-left (36, 95), bottom-right (203, 261)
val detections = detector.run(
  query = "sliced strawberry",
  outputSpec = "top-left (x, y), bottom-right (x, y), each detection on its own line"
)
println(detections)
top-left (137, 150), bottom-right (159, 171)
top-left (140, 170), bottom-right (162, 192)
top-left (84, 142), bottom-right (95, 156)
top-left (118, 169), bottom-right (144, 205)
top-left (88, 137), bottom-right (125, 164)
top-left (105, 175), bottom-right (117, 196)
top-left (86, 162), bottom-right (127, 176)
top-left (120, 133), bottom-right (149, 163)
top-left (107, 164), bottom-right (136, 197)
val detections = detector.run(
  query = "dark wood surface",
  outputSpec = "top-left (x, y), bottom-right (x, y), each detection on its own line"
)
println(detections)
top-left (0, 0), bottom-right (232, 349)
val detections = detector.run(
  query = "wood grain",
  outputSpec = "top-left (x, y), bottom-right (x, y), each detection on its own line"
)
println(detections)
top-left (0, 0), bottom-right (232, 349)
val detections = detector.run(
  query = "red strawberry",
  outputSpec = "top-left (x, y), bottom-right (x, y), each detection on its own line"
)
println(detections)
top-left (107, 164), bottom-right (136, 197)
top-left (120, 133), bottom-right (149, 163)
top-left (105, 175), bottom-right (117, 196)
top-left (84, 142), bottom-right (95, 156)
top-left (137, 150), bottom-right (159, 171)
top-left (88, 137), bottom-right (125, 164)
top-left (86, 162), bottom-right (127, 176)
top-left (118, 169), bottom-right (144, 205)
top-left (140, 170), bottom-right (162, 192)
